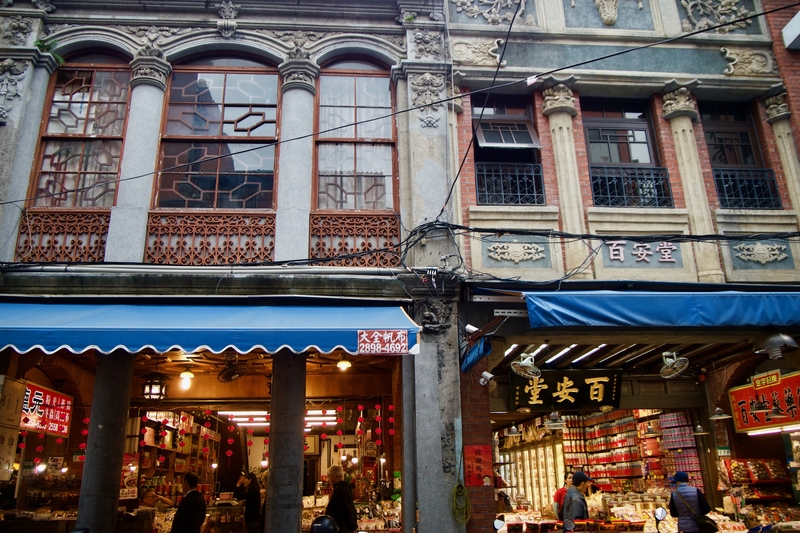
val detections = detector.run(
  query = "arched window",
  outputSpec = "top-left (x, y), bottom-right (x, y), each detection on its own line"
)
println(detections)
top-left (315, 59), bottom-right (396, 211)
top-left (30, 54), bottom-right (131, 208)
top-left (155, 57), bottom-right (278, 210)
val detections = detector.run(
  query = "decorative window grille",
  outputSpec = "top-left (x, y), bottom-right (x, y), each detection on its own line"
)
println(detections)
top-left (700, 103), bottom-right (781, 210)
top-left (156, 60), bottom-right (278, 210)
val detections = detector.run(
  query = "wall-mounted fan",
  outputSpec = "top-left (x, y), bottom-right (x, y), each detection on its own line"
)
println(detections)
top-left (217, 353), bottom-right (249, 383)
top-left (660, 351), bottom-right (689, 379)
top-left (511, 356), bottom-right (541, 379)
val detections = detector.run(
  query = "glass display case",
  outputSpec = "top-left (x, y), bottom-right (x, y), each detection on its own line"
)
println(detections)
top-left (496, 438), bottom-right (565, 513)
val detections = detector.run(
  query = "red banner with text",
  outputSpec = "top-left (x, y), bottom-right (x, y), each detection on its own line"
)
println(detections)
top-left (20, 382), bottom-right (73, 437)
top-left (729, 370), bottom-right (800, 433)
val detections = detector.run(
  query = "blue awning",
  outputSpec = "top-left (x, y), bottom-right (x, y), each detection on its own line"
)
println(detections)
top-left (524, 290), bottom-right (800, 329)
top-left (0, 302), bottom-right (421, 355)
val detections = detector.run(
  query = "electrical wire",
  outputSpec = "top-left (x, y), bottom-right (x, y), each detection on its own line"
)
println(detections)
top-left (2, 1), bottom-right (797, 210)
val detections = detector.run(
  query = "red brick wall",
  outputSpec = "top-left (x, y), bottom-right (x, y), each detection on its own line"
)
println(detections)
top-left (460, 358), bottom-right (496, 533)
top-left (650, 94), bottom-right (686, 209)
top-left (751, 99), bottom-right (795, 209)
top-left (763, 2), bottom-right (800, 170)
top-left (457, 89), bottom-right (477, 269)
top-left (571, 91), bottom-right (593, 211)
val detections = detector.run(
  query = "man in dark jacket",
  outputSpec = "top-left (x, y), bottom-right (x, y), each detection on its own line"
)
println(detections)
top-left (562, 471), bottom-right (592, 529)
top-left (170, 472), bottom-right (206, 533)
top-left (669, 471), bottom-right (711, 533)
top-left (324, 464), bottom-right (358, 533)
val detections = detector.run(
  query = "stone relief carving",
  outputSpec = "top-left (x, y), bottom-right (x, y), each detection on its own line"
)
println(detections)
top-left (570, 0), bottom-right (642, 26)
top-left (285, 70), bottom-right (313, 84)
top-left (130, 50), bottom-right (171, 91)
top-left (662, 87), bottom-right (698, 120)
top-left (734, 242), bottom-right (788, 265)
top-left (32, 0), bottom-right (55, 12)
top-left (119, 26), bottom-right (195, 46)
top-left (0, 59), bottom-right (28, 125)
top-left (371, 33), bottom-right (405, 48)
top-left (287, 46), bottom-right (310, 60)
top-left (272, 30), bottom-right (326, 49)
top-left (720, 47), bottom-right (778, 77)
top-left (216, 0), bottom-right (240, 38)
top-left (3, 16), bottom-right (33, 45)
top-left (429, 12), bottom-right (446, 22)
top-left (43, 24), bottom-right (73, 36)
top-left (451, 0), bottom-right (535, 25)
top-left (681, 0), bottom-right (752, 33)
top-left (542, 84), bottom-right (577, 116)
top-left (451, 39), bottom-right (506, 66)
top-left (413, 29), bottom-right (442, 59)
top-left (419, 298), bottom-right (452, 334)
top-left (765, 92), bottom-right (791, 123)
top-left (396, 10), bottom-right (417, 24)
top-left (1, 0), bottom-right (12, 7)
top-left (446, 81), bottom-right (463, 113)
top-left (137, 43), bottom-right (164, 58)
top-left (410, 72), bottom-right (445, 128)
top-left (488, 241), bottom-right (545, 264)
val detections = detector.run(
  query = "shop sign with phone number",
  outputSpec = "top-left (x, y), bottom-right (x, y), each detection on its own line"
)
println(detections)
top-left (358, 330), bottom-right (409, 355)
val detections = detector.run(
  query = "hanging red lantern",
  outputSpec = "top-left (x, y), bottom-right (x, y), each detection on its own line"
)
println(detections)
top-left (248, 417), bottom-right (254, 422)
top-left (337, 406), bottom-right (343, 412)
top-left (204, 422), bottom-right (211, 429)
top-left (178, 441), bottom-right (185, 448)
top-left (33, 457), bottom-right (41, 464)
top-left (79, 443), bottom-right (87, 450)
top-left (161, 419), bottom-right (168, 425)
top-left (179, 429), bottom-right (186, 435)
top-left (375, 439), bottom-right (382, 446)
top-left (337, 418), bottom-right (343, 424)
top-left (78, 455), bottom-right (85, 461)
top-left (158, 455), bottom-right (165, 463)
top-left (388, 405), bottom-right (394, 411)
top-left (81, 429), bottom-right (88, 436)
top-left (375, 404), bottom-right (381, 411)
top-left (227, 438), bottom-right (234, 445)
top-left (141, 428), bottom-right (148, 435)
top-left (140, 440), bottom-right (147, 447)
top-left (358, 416), bottom-right (364, 423)
top-left (18, 442), bottom-right (25, 449)
top-left (225, 449), bottom-right (233, 457)
top-left (159, 430), bottom-right (167, 437)
top-left (337, 442), bottom-right (343, 449)
top-left (22, 417), bottom-right (29, 424)
top-left (320, 433), bottom-right (327, 440)
top-left (203, 434), bottom-right (210, 440)
top-left (159, 443), bottom-right (166, 449)
top-left (55, 437), bottom-right (63, 445)
top-left (375, 416), bottom-right (382, 422)
top-left (357, 405), bottom-right (364, 410)
top-left (84, 417), bottom-right (91, 424)
top-left (304, 444), bottom-right (309, 451)
top-left (246, 440), bottom-right (253, 447)
top-left (227, 425), bottom-right (235, 432)
top-left (20, 430), bottom-right (27, 437)
top-left (141, 416), bottom-right (149, 422)
top-left (181, 416), bottom-right (188, 422)
top-left (336, 430), bottom-right (343, 436)
top-left (389, 417), bottom-right (395, 423)
top-left (35, 445), bottom-right (43, 453)
top-left (375, 428), bottom-right (382, 435)
top-left (388, 429), bottom-right (395, 435)
top-left (38, 432), bottom-right (46, 439)
top-left (204, 409), bottom-right (212, 415)
top-left (246, 428), bottom-right (254, 435)
top-left (263, 438), bottom-right (269, 445)
top-left (202, 446), bottom-right (209, 453)
top-left (357, 429), bottom-right (364, 435)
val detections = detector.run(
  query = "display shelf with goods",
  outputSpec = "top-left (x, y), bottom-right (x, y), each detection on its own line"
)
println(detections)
top-left (301, 495), bottom-right (402, 532)
top-left (724, 459), bottom-right (794, 504)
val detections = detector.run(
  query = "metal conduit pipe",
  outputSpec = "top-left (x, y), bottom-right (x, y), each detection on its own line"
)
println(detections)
top-left (0, 264), bottom-right (411, 276)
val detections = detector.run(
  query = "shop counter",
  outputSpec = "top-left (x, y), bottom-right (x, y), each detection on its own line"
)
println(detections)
top-left (0, 519), bottom-right (151, 532)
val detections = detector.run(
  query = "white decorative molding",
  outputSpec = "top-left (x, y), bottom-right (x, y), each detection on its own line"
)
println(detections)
top-left (720, 47), bottom-right (778, 77)
top-left (541, 84), bottom-right (577, 117)
top-left (681, 0), bottom-right (752, 33)
top-left (570, 0), bottom-right (643, 26)
top-left (410, 72), bottom-right (445, 128)
top-left (413, 29), bottom-right (442, 59)
top-left (0, 58), bottom-right (28, 125)
top-left (451, 38), bottom-right (506, 66)
top-left (215, 0), bottom-right (240, 39)
top-left (3, 16), bottom-right (33, 45)
top-left (450, 0), bottom-right (534, 26)
top-left (488, 241), bottom-right (545, 264)
top-left (764, 92), bottom-right (791, 123)
top-left (662, 87), bottom-right (698, 121)
top-left (733, 242), bottom-right (788, 264)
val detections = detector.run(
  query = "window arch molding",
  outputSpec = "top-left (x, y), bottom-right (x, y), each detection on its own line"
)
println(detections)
top-left (313, 40), bottom-right (401, 71)
top-left (35, 28), bottom-right (138, 62)
top-left (164, 41), bottom-right (283, 68)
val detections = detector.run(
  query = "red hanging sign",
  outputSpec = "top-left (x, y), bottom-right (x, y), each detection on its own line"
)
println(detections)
top-left (464, 444), bottom-right (494, 487)
top-left (729, 370), bottom-right (800, 433)
top-left (358, 330), bottom-right (409, 355)
top-left (20, 382), bottom-right (73, 437)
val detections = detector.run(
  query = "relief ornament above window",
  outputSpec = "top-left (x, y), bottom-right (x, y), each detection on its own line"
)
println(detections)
top-left (488, 241), bottom-right (545, 264)
top-left (0, 58), bottom-right (27, 125)
top-left (681, 0), bottom-right (752, 33)
top-left (215, 0), bottom-right (240, 39)
top-left (734, 243), bottom-right (788, 265)
top-left (450, 38), bottom-right (507, 66)
top-left (720, 47), bottom-right (778, 77)
top-left (570, 0), bottom-right (643, 26)
top-left (450, 0), bottom-right (535, 26)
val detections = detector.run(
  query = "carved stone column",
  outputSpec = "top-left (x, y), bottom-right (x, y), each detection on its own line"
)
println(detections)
top-left (661, 82), bottom-right (725, 283)
top-left (273, 55), bottom-right (319, 262)
top-left (0, 53), bottom-right (58, 262)
top-left (104, 48), bottom-right (171, 262)
top-left (542, 81), bottom-right (592, 279)
top-left (763, 89), bottom-right (800, 224)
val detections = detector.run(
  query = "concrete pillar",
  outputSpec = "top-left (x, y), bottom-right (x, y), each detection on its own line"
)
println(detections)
top-left (542, 82), bottom-right (592, 279)
top-left (401, 352), bottom-right (418, 533)
top-left (661, 84), bottom-right (725, 283)
top-left (105, 49), bottom-right (171, 262)
top-left (0, 53), bottom-right (58, 262)
top-left (75, 351), bottom-right (135, 533)
top-left (265, 351), bottom-right (307, 533)
top-left (764, 91), bottom-right (800, 221)
top-left (273, 58), bottom-right (319, 261)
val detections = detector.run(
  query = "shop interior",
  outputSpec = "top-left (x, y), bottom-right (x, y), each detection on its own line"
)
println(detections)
top-left (0, 347), bottom-right (404, 532)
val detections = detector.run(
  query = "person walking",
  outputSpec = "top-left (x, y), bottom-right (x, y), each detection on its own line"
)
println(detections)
top-left (562, 471), bottom-right (592, 528)
top-left (170, 472), bottom-right (206, 533)
top-left (324, 464), bottom-right (358, 533)
top-left (669, 472), bottom-right (711, 533)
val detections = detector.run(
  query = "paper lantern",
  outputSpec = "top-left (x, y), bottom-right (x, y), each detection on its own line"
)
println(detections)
top-left (388, 405), bottom-right (394, 411)
top-left (246, 440), bottom-right (253, 447)
top-left (38, 432), bottom-right (46, 439)
top-left (158, 455), bottom-right (165, 462)
top-left (20, 431), bottom-right (27, 437)
top-left (140, 440), bottom-right (147, 447)
top-left (159, 443), bottom-right (166, 449)
top-left (55, 437), bottom-right (63, 445)
top-left (389, 429), bottom-right (395, 435)
top-left (357, 405), bottom-right (364, 410)
top-left (375, 439), bottom-right (382, 446)
top-left (227, 425), bottom-right (235, 432)
top-left (246, 428), bottom-right (254, 435)
top-left (320, 433), bottom-right (327, 440)
top-left (181, 416), bottom-right (188, 422)
top-left (375, 416), bottom-right (382, 422)
top-left (337, 406), bottom-right (343, 412)
top-left (78, 455), bottom-right (85, 461)
top-left (141, 416), bottom-right (149, 422)
top-left (204, 409), bottom-right (212, 415)
top-left (18, 443), bottom-right (25, 449)
top-left (141, 428), bottom-right (148, 434)
top-left (33, 457), bottom-right (41, 464)
top-left (35, 445), bottom-right (43, 453)
top-left (79, 443), bottom-right (87, 450)
top-left (202, 447), bottom-right (209, 453)
top-left (225, 450), bottom-right (233, 457)
top-left (375, 404), bottom-right (381, 410)
top-left (227, 438), bottom-right (234, 445)
top-left (179, 429), bottom-right (186, 435)
top-left (375, 428), bottom-right (382, 434)
top-left (204, 422), bottom-right (211, 429)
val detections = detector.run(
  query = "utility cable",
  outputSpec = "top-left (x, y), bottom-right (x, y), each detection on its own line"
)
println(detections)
top-left (2, 1), bottom-right (798, 209)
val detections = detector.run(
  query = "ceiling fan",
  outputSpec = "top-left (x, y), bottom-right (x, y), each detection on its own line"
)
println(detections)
top-left (217, 353), bottom-right (249, 383)
top-left (511, 355), bottom-right (541, 379)
top-left (660, 351), bottom-right (689, 379)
